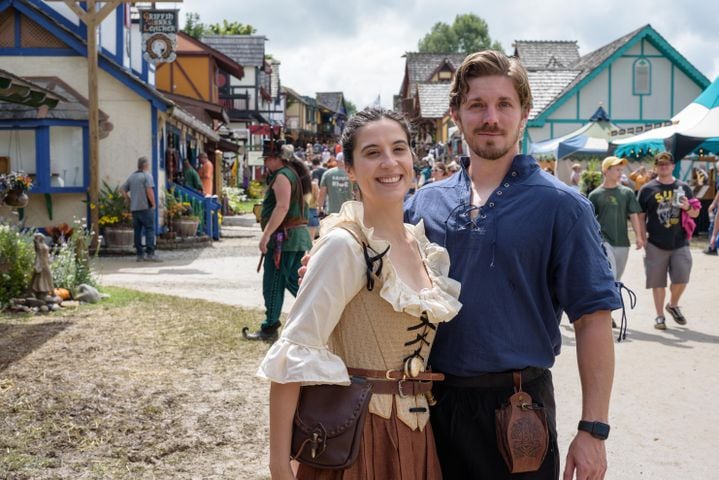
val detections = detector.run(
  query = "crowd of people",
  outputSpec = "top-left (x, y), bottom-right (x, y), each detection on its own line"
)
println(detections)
top-left (238, 47), bottom-right (714, 480)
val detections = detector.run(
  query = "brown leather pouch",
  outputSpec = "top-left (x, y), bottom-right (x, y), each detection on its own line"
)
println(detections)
top-left (495, 371), bottom-right (549, 473)
top-left (291, 376), bottom-right (373, 469)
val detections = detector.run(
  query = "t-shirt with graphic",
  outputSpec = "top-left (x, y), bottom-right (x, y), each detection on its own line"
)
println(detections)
top-left (320, 167), bottom-right (354, 214)
top-left (637, 179), bottom-right (694, 250)
top-left (588, 185), bottom-right (642, 247)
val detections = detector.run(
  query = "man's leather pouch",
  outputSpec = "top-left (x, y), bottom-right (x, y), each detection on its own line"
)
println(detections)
top-left (495, 371), bottom-right (549, 473)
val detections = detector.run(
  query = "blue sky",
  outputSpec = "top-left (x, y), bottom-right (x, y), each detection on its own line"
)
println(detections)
top-left (176, 0), bottom-right (719, 109)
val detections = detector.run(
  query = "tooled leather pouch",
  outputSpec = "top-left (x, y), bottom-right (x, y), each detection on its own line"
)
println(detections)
top-left (495, 371), bottom-right (549, 473)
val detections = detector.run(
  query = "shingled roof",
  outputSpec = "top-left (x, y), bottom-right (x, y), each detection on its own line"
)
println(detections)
top-left (417, 83), bottom-right (451, 119)
top-left (513, 41), bottom-right (580, 70)
top-left (200, 35), bottom-right (267, 67)
top-left (316, 92), bottom-right (346, 115)
top-left (402, 53), bottom-right (466, 97)
top-left (526, 70), bottom-right (580, 120)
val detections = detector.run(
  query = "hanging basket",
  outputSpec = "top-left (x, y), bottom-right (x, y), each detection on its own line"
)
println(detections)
top-left (3, 189), bottom-right (29, 208)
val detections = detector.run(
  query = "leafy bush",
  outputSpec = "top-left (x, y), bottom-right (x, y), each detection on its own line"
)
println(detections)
top-left (0, 224), bottom-right (35, 306)
top-left (247, 180), bottom-right (265, 199)
top-left (51, 219), bottom-right (97, 294)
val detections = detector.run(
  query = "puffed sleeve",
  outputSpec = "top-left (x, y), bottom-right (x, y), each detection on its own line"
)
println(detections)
top-left (257, 228), bottom-right (366, 385)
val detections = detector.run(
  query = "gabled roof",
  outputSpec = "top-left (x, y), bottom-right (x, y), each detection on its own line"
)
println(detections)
top-left (175, 32), bottom-right (244, 80)
top-left (529, 25), bottom-right (710, 124)
top-left (416, 83), bottom-right (451, 119)
top-left (201, 35), bottom-right (267, 68)
top-left (316, 92), bottom-right (346, 115)
top-left (527, 70), bottom-right (580, 119)
top-left (282, 86), bottom-right (309, 104)
top-left (513, 41), bottom-right (580, 70)
top-left (3, 0), bottom-right (172, 111)
top-left (402, 53), bottom-right (466, 97)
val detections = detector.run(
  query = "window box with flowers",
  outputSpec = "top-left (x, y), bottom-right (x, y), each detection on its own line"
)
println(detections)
top-left (0, 171), bottom-right (33, 208)
top-left (165, 188), bottom-right (200, 238)
top-left (95, 181), bottom-right (133, 250)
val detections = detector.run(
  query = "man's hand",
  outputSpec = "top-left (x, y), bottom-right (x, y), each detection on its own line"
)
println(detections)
top-left (297, 253), bottom-right (311, 285)
top-left (563, 432), bottom-right (607, 480)
top-left (259, 233), bottom-right (270, 254)
top-left (635, 236), bottom-right (644, 250)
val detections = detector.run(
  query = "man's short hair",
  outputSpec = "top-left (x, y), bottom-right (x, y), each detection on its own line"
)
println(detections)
top-left (198, 152), bottom-right (209, 160)
top-left (449, 50), bottom-right (533, 114)
top-left (137, 156), bottom-right (149, 170)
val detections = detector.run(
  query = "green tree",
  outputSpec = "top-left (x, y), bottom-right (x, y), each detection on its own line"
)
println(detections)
top-left (182, 12), bottom-right (206, 39)
top-left (207, 19), bottom-right (256, 35)
top-left (345, 99), bottom-right (357, 117)
top-left (418, 13), bottom-right (503, 54)
top-left (182, 13), bottom-right (257, 38)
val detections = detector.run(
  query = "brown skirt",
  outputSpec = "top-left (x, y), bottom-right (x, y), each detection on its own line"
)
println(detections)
top-left (297, 403), bottom-right (442, 480)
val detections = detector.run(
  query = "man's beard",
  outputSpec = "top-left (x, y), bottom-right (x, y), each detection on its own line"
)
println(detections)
top-left (467, 124), bottom-right (523, 161)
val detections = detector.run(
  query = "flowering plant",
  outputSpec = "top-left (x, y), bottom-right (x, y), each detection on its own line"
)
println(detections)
top-left (0, 171), bottom-right (33, 194)
top-left (95, 181), bottom-right (132, 227)
top-left (165, 187), bottom-right (199, 220)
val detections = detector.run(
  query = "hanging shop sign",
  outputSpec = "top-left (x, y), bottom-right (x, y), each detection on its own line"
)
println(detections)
top-left (140, 9), bottom-right (178, 65)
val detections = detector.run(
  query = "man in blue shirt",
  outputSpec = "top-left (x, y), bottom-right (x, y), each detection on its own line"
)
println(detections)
top-left (405, 51), bottom-right (620, 479)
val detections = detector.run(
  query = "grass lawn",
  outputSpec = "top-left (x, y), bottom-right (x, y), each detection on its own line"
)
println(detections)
top-left (0, 287), bottom-right (272, 479)
top-left (232, 200), bottom-right (260, 215)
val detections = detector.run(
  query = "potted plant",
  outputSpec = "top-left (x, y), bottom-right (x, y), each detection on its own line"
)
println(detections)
top-left (96, 181), bottom-right (133, 250)
top-left (0, 171), bottom-right (33, 208)
top-left (166, 188), bottom-right (200, 237)
top-left (579, 160), bottom-right (603, 196)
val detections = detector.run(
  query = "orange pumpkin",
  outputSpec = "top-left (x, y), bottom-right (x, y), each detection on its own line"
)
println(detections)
top-left (54, 288), bottom-right (71, 300)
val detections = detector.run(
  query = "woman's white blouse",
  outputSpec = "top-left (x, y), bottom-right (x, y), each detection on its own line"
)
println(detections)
top-left (257, 201), bottom-right (461, 385)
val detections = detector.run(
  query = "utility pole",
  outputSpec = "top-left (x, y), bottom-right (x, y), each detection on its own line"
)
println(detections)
top-left (51, 0), bottom-right (181, 247)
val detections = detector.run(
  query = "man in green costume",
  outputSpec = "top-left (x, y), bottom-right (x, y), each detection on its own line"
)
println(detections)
top-left (182, 159), bottom-right (203, 193)
top-left (243, 140), bottom-right (312, 341)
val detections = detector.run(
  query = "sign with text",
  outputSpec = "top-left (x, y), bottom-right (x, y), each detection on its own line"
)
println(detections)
top-left (140, 10), bottom-right (178, 65)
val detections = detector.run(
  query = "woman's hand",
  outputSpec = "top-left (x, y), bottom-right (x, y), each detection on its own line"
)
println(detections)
top-left (269, 460), bottom-right (296, 480)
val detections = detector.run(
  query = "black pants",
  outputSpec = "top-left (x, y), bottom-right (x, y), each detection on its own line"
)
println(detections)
top-left (430, 369), bottom-right (560, 480)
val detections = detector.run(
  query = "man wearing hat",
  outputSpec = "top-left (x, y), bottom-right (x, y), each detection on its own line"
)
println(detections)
top-left (243, 139), bottom-right (312, 341)
top-left (589, 156), bottom-right (644, 284)
top-left (637, 152), bottom-right (700, 330)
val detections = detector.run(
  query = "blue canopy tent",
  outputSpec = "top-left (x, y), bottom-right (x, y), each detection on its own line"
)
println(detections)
top-left (530, 106), bottom-right (620, 159)
top-left (612, 77), bottom-right (719, 159)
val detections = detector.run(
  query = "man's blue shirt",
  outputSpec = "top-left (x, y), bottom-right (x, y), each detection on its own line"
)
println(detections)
top-left (405, 155), bottom-right (621, 376)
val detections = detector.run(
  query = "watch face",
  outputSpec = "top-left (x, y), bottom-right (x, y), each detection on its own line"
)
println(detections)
top-left (594, 422), bottom-right (610, 439)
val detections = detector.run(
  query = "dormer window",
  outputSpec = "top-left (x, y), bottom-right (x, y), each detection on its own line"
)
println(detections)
top-left (633, 58), bottom-right (651, 95)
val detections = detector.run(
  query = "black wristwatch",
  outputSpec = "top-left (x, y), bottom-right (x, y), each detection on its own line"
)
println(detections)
top-left (577, 420), bottom-right (610, 440)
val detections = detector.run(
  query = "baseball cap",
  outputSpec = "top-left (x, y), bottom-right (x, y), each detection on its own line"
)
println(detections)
top-left (654, 152), bottom-right (675, 164)
top-left (601, 156), bottom-right (628, 172)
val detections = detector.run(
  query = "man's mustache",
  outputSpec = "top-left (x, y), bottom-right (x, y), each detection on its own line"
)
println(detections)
top-left (472, 126), bottom-right (504, 134)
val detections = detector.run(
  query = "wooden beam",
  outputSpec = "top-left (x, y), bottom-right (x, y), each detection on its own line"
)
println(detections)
top-left (59, 0), bottom-right (89, 23)
top-left (94, 0), bottom-right (124, 25)
top-left (86, 0), bottom-right (100, 248)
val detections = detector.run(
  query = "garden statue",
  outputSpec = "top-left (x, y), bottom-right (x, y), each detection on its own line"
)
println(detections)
top-left (31, 233), bottom-right (54, 299)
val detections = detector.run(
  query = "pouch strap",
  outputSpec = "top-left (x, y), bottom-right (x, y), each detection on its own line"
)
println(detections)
top-left (513, 371), bottom-right (522, 392)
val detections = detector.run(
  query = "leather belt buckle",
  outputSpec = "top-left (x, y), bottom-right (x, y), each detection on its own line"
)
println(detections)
top-left (397, 378), bottom-right (408, 398)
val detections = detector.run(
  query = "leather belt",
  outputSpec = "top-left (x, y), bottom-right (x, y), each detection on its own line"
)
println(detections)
top-left (441, 367), bottom-right (548, 388)
top-left (347, 367), bottom-right (443, 398)
top-left (364, 378), bottom-right (433, 397)
top-left (347, 367), bottom-right (444, 382)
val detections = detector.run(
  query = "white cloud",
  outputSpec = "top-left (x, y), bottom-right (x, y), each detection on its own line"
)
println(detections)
top-left (176, 0), bottom-right (719, 108)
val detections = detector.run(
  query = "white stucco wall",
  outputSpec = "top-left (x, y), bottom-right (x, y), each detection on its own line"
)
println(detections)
top-left (609, 57), bottom-right (638, 120)
top-left (1, 56), bottom-right (153, 227)
top-left (641, 58), bottom-right (672, 119)
top-left (579, 69), bottom-right (610, 119)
